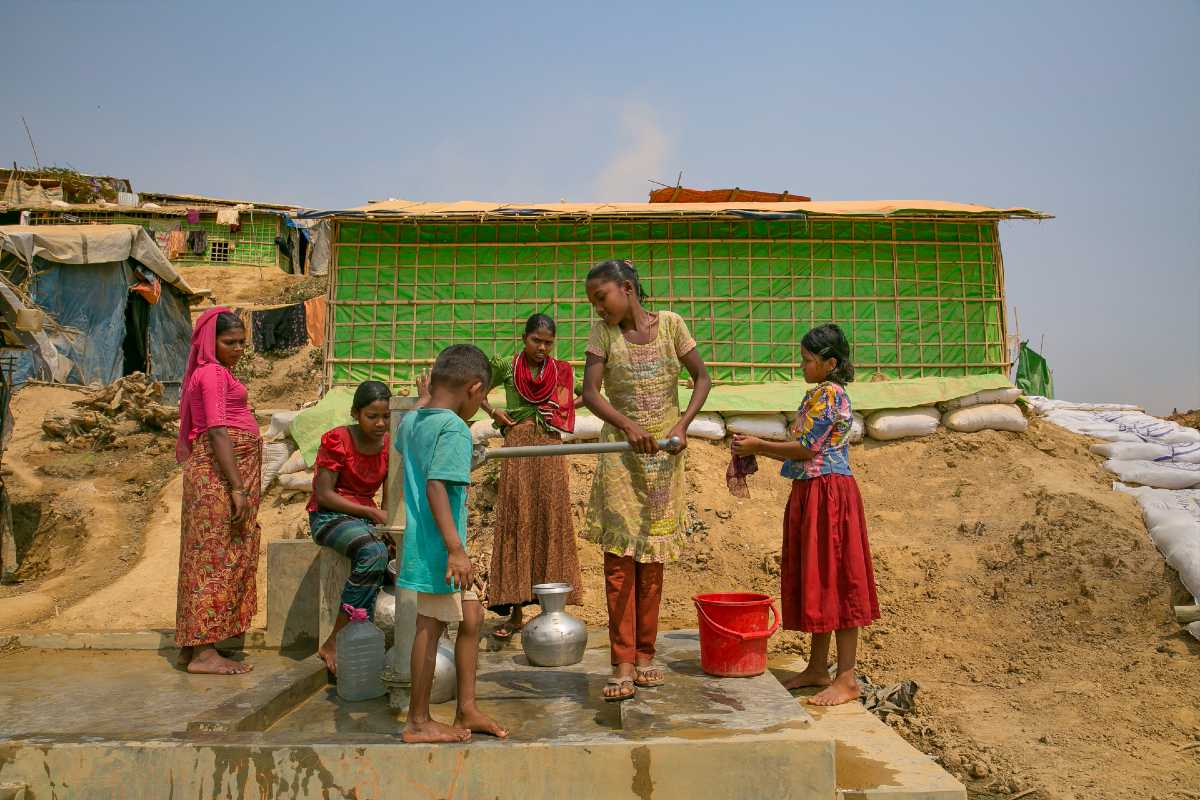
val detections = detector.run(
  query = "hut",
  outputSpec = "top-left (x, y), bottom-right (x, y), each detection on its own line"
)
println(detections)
top-left (308, 199), bottom-right (1049, 405)
top-left (0, 224), bottom-right (201, 397)
top-left (8, 196), bottom-right (296, 271)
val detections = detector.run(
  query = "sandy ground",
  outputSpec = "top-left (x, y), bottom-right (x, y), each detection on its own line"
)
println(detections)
top-left (249, 416), bottom-right (1200, 798)
top-left (177, 265), bottom-right (307, 308)
top-left (471, 421), bottom-right (1198, 800)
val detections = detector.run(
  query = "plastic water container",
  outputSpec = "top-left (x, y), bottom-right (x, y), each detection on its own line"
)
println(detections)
top-left (336, 604), bottom-right (386, 701)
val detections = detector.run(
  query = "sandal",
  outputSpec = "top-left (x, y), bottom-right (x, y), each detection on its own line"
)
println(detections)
top-left (635, 664), bottom-right (665, 688)
top-left (492, 623), bottom-right (518, 641)
top-left (604, 677), bottom-right (637, 703)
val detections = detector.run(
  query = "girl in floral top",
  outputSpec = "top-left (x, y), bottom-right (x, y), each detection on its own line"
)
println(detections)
top-left (582, 259), bottom-right (712, 702)
top-left (733, 323), bottom-right (880, 706)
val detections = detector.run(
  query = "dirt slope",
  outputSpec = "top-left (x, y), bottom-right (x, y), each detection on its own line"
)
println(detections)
top-left (465, 420), bottom-right (1199, 799)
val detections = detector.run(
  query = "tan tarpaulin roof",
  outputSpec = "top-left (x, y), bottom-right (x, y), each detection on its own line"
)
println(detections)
top-left (350, 198), bottom-right (1050, 219)
top-left (0, 224), bottom-right (199, 296)
top-left (137, 191), bottom-right (304, 212)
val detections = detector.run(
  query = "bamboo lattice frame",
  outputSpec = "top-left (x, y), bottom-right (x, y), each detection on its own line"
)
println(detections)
top-left (325, 216), bottom-right (1009, 389)
top-left (26, 209), bottom-right (282, 268)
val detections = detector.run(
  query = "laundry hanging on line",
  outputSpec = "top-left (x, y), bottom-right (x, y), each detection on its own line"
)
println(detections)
top-left (186, 230), bottom-right (207, 255)
top-left (165, 230), bottom-right (187, 260)
top-left (250, 304), bottom-right (309, 352)
top-left (303, 296), bottom-right (327, 347)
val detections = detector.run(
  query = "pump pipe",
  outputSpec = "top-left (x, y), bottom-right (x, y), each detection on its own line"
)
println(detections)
top-left (471, 436), bottom-right (682, 470)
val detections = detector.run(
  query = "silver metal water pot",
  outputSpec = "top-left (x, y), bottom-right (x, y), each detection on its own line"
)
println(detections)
top-left (521, 583), bottom-right (587, 667)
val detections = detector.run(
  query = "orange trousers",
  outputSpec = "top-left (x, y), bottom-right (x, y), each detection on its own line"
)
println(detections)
top-left (604, 553), bottom-right (664, 665)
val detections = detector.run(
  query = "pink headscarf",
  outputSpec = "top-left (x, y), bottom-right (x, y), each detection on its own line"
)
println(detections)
top-left (176, 306), bottom-right (234, 463)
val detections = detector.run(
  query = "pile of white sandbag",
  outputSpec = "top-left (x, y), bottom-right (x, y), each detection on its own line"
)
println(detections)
top-left (1032, 396), bottom-right (1200, 639)
top-left (1030, 398), bottom-right (1200, 491)
top-left (467, 384), bottom-right (1026, 450)
top-left (1116, 484), bottom-right (1200, 640)
top-left (860, 385), bottom-right (1027, 442)
top-left (260, 409), bottom-right (313, 494)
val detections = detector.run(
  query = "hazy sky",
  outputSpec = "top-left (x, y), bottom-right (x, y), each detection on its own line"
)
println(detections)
top-left (3, 2), bottom-right (1197, 412)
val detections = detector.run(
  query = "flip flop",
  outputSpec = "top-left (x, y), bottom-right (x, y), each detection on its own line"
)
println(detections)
top-left (492, 624), bottom-right (515, 641)
top-left (635, 664), bottom-right (665, 688)
top-left (604, 677), bottom-right (636, 703)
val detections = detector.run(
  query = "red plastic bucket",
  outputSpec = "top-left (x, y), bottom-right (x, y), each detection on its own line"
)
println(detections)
top-left (693, 592), bottom-right (781, 677)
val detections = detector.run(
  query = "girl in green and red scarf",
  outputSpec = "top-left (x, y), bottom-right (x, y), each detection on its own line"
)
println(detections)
top-left (481, 314), bottom-right (584, 639)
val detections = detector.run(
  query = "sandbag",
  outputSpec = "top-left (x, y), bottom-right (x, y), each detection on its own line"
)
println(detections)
top-left (866, 408), bottom-right (940, 441)
top-left (1160, 428), bottom-right (1200, 445)
top-left (1169, 442), bottom-right (1200, 464)
top-left (261, 440), bottom-right (296, 492)
top-left (725, 414), bottom-right (789, 441)
top-left (942, 404), bottom-right (1028, 434)
top-left (849, 412), bottom-right (865, 445)
top-left (1103, 459), bottom-right (1200, 490)
top-left (265, 410), bottom-right (301, 442)
top-left (277, 470), bottom-right (314, 493)
top-left (1028, 397), bottom-right (1142, 414)
top-left (938, 387), bottom-right (1022, 412)
top-left (279, 448), bottom-right (308, 475)
top-left (687, 413), bottom-right (726, 441)
top-left (1115, 484), bottom-right (1200, 606)
top-left (471, 418), bottom-right (501, 444)
top-left (561, 415), bottom-right (603, 443)
top-left (1090, 441), bottom-right (1171, 461)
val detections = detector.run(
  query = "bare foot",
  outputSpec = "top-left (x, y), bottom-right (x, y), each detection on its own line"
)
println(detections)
top-left (318, 642), bottom-right (337, 674)
top-left (177, 645), bottom-right (235, 668)
top-left (807, 672), bottom-right (860, 706)
top-left (454, 708), bottom-right (509, 739)
top-left (176, 645), bottom-right (193, 668)
top-left (782, 666), bottom-right (832, 691)
top-left (186, 647), bottom-right (253, 675)
top-left (402, 718), bottom-right (471, 743)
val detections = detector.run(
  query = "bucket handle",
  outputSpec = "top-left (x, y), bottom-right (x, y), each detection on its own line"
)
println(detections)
top-left (694, 599), bottom-right (781, 642)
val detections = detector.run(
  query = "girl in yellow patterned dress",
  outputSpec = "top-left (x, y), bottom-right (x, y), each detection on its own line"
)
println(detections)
top-left (581, 259), bottom-right (712, 701)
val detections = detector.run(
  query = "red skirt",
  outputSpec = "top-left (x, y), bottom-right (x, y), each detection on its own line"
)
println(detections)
top-left (782, 474), bottom-right (880, 634)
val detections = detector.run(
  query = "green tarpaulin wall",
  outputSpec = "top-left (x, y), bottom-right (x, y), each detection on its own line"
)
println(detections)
top-left (326, 215), bottom-right (1009, 390)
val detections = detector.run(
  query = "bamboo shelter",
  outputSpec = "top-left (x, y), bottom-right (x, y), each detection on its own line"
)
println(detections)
top-left (313, 199), bottom-right (1049, 392)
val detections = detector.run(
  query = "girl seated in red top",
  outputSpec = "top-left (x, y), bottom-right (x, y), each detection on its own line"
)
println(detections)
top-left (308, 381), bottom-right (392, 674)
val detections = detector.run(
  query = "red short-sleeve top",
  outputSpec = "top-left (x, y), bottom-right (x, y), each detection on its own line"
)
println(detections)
top-left (306, 426), bottom-right (389, 513)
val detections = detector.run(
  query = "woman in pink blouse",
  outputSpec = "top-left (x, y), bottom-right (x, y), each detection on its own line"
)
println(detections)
top-left (174, 307), bottom-right (263, 675)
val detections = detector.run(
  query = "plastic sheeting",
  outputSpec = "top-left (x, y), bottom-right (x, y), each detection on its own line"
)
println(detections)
top-left (1034, 397), bottom-right (1200, 639)
top-left (10, 257), bottom-right (193, 398)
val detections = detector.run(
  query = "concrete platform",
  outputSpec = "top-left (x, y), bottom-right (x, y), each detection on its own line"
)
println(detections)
top-left (0, 648), bottom-right (321, 737)
top-left (0, 631), bottom-right (963, 799)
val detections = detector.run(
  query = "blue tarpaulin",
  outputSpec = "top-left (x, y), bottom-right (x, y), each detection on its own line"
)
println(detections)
top-left (0, 225), bottom-right (199, 400)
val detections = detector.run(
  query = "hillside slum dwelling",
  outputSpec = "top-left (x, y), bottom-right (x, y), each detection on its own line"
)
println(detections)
top-left (309, 199), bottom-right (1048, 403)
top-left (0, 167), bottom-right (324, 273)
top-left (0, 224), bottom-right (200, 396)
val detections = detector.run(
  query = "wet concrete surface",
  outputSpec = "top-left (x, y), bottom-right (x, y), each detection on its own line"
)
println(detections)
top-left (0, 633), bottom-right (962, 798)
top-left (0, 648), bottom-right (310, 737)
top-left (271, 630), bottom-right (810, 744)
